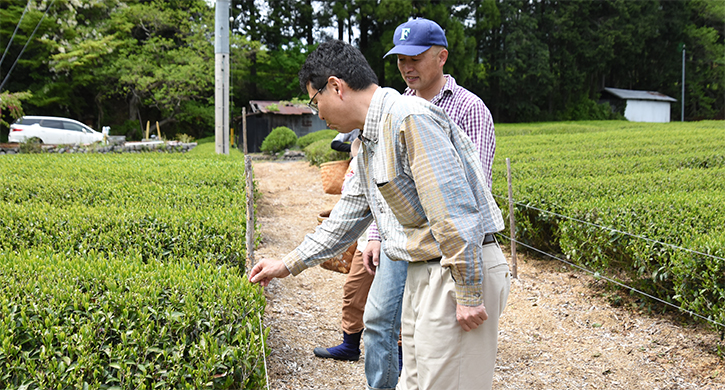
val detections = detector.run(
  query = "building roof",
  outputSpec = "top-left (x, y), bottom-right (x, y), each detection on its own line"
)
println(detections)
top-left (249, 100), bottom-right (314, 115)
top-left (603, 87), bottom-right (677, 102)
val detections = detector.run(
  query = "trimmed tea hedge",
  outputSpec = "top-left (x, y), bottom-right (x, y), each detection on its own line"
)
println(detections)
top-left (0, 139), bottom-right (268, 389)
top-left (0, 250), bottom-right (267, 389)
top-left (492, 120), bottom-right (724, 328)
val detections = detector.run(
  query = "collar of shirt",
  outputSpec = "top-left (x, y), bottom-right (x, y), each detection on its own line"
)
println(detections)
top-left (403, 74), bottom-right (457, 103)
top-left (361, 86), bottom-right (397, 144)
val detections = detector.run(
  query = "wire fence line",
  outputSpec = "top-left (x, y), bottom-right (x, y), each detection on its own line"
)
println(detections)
top-left (490, 192), bottom-right (724, 329)
top-left (498, 234), bottom-right (725, 329)
top-left (491, 192), bottom-right (725, 263)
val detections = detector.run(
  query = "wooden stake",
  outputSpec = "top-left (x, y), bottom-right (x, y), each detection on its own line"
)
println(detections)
top-left (242, 107), bottom-right (248, 154)
top-left (507, 158), bottom-right (518, 279)
top-left (245, 155), bottom-right (255, 267)
top-left (145, 121), bottom-right (150, 140)
top-left (156, 121), bottom-right (161, 140)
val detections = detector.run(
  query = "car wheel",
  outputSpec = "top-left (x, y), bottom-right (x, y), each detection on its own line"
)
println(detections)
top-left (27, 137), bottom-right (44, 144)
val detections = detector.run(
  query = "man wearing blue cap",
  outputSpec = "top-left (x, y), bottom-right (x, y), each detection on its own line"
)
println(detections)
top-left (361, 18), bottom-right (510, 390)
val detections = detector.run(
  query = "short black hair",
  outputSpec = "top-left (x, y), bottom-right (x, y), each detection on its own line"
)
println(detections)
top-left (298, 40), bottom-right (378, 93)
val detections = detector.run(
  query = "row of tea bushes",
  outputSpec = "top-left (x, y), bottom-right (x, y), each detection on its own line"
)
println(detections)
top-left (492, 121), bottom-right (724, 328)
top-left (0, 250), bottom-right (267, 389)
top-left (0, 144), bottom-right (255, 265)
top-left (0, 140), bottom-right (268, 388)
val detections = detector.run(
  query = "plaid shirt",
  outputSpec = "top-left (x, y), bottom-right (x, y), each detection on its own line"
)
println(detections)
top-left (403, 75), bottom-right (495, 190)
top-left (365, 75), bottom-right (495, 242)
top-left (284, 87), bottom-right (504, 306)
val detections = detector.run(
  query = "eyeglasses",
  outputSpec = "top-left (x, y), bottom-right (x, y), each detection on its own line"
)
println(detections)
top-left (307, 82), bottom-right (328, 115)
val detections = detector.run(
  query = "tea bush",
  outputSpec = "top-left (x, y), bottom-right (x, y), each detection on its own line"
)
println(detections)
top-left (0, 142), bottom-right (268, 388)
top-left (303, 138), bottom-right (349, 166)
top-left (492, 120), bottom-right (725, 328)
top-left (0, 250), bottom-right (267, 389)
top-left (259, 126), bottom-right (297, 154)
top-left (297, 129), bottom-right (337, 149)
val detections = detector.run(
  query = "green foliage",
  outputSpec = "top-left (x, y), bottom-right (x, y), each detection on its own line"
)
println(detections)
top-left (0, 91), bottom-right (33, 128)
top-left (303, 139), bottom-right (350, 167)
top-left (555, 98), bottom-right (626, 121)
top-left (297, 129), bottom-right (338, 149)
top-left (493, 120), bottom-right (725, 329)
top-left (259, 126), bottom-right (297, 154)
top-left (0, 250), bottom-right (267, 389)
top-left (18, 137), bottom-right (43, 154)
top-left (0, 146), bottom-right (266, 388)
top-left (175, 133), bottom-right (196, 143)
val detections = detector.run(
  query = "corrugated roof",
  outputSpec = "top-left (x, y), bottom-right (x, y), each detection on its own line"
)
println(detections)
top-left (249, 100), bottom-right (314, 115)
top-left (603, 87), bottom-right (677, 102)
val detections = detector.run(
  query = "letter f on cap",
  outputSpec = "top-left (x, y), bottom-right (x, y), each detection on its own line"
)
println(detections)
top-left (400, 28), bottom-right (410, 40)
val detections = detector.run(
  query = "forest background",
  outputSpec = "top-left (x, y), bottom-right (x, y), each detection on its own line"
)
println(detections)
top-left (0, 0), bottom-right (723, 142)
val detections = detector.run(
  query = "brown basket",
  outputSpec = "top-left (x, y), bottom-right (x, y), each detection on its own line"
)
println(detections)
top-left (320, 159), bottom-right (351, 195)
top-left (317, 209), bottom-right (356, 274)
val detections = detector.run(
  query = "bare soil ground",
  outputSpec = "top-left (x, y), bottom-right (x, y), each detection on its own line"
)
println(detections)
top-left (251, 159), bottom-right (725, 390)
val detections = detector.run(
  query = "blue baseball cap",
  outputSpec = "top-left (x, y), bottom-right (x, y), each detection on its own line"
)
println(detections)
top-left (383, 18), bottom-right (448, 58)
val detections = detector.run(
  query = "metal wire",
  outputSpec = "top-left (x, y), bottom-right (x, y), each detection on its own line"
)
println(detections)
top-left (492, 192), bottom-right (725, 263)
top-left (259, 312), bottom-right (270, 390)
top-left (499, 233), bottom-right (725, 329)
top-left (0, 0), bottom-right (31, 69)
top-left (0, 0), bottom-right (56, 92)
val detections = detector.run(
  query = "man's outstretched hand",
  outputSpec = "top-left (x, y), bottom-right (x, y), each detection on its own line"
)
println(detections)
top-left (249, 258), bottom-right (291, 286)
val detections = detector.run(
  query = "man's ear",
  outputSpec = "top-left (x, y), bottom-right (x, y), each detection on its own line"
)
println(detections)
top-left (327, 76), bottom-right (345, 98)
top-left (439, 48), bottom-right (449, 67)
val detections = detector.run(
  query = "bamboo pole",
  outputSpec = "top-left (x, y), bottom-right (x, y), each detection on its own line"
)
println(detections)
top-left (145, 121), bottom-right (150, 140)
top-left (156, 121), bottom-right (161, 140)
top-left (242, 107), bottom-right (248, 154)
top-left (506, 158), bottom-right (518, 279)
top-left (245, 155), bottom-right (255, 267)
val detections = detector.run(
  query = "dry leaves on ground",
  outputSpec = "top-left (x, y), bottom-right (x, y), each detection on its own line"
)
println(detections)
top-left (251, 160), bottom-right (724, 390)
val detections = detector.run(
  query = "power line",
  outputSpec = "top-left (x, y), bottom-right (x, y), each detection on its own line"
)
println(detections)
top-left (498, 234), bottom-right (725, 329)
top-left (0, 0), bottom-right (31, 69)
top-left (0, 0), bottom-right (56, 92)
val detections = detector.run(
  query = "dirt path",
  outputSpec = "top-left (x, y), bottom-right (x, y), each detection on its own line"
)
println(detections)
top-left (251, 159), bottom-right (724, 390)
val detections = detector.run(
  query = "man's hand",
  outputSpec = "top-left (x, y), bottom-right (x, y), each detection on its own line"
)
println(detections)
top-left (456, 303), bottom-right (489, 332)
top-left (248, 258), bottom-right (291, 287)
top-left (362, 240), bottom-right (381, 275)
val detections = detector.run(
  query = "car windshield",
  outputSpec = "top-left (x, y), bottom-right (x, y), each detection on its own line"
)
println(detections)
top-left (63, 122), bottom-right (85, 132)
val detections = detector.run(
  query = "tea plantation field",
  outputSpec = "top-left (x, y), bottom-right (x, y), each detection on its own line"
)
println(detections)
top-left (0, 140), bottom-right (267, 389)
top-left (491, 120), bottom-right (724, 329)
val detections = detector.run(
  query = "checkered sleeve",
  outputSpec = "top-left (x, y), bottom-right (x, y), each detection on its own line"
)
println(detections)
top-left (458, 100), bottom-right (495, 191)
top-left (283, 190), bottom-right (373, 276)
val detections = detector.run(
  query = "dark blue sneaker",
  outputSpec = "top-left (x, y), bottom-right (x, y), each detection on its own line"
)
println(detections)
top-left (313, 331), bottom-right (362, 361)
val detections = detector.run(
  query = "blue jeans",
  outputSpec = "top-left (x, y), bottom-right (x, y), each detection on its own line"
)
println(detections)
top-left (363, 249), bottom-right (408, 390)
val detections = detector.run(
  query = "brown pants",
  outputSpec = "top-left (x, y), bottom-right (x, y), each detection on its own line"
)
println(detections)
top-left (342, 249), bottom-right (375, 334)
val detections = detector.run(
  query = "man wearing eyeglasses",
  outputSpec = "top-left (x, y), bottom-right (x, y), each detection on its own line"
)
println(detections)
top-left (249, 39), bottom-right (507, 390)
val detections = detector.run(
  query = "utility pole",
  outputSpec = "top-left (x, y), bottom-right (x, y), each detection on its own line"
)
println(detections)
top-left (215, 0), bottom-right (230, 155)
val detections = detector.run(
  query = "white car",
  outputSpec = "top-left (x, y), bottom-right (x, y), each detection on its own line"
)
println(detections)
top-left (9, 116), bottom-right (104, 145)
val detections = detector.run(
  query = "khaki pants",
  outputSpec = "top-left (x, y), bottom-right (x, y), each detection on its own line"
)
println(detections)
top-left (398, 243), bottom-right (511, 390)
top-left (342, 249), bottom-right (375, 334)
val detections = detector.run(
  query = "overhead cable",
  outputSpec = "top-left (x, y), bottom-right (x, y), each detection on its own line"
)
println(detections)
top-left (0, 0), bottom-right (56, 92)
top-left (0, 0), bottom-right (31, 69)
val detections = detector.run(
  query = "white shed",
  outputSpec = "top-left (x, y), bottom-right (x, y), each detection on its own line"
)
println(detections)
top-left (601, 87), bottom-right (677, 123)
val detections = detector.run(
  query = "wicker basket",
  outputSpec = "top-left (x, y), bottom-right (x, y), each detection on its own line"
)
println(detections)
top-left (317, 209), bottom-right (356, 274)
top-left (320, 159), bottom-right (351, 195)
